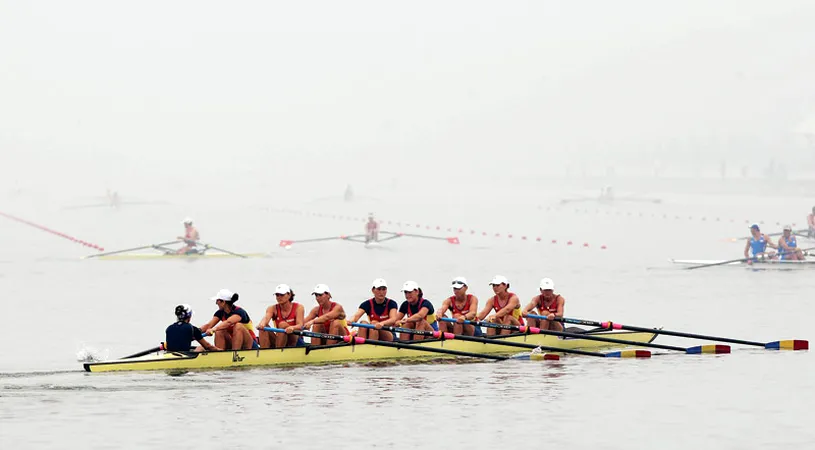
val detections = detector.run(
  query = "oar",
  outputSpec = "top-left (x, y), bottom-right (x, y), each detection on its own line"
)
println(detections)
top-left (684, 247), bottom-right (814, 270)
top-left (84, 240), bottom-right (182, 259)
top-left (351, 322), bottom-right (559, 360)
top-left (437, 319), bottom-right (650, 358)
top-left (523, 315), bottom-right (729, 354)
top-left (121, 345), bottom-right (163, 359)
top-left (550, 317), bottom-right (808, 350)
top-left (278, 236), bottom-right (358, 247)
top-left (202, 244), bottom-right (247, 258)
top-left (398, 233), bottom-right (460, 244)
top-left (262, 327), bottom-right (507, 361)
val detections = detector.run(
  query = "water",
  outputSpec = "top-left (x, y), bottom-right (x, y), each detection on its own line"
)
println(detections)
top-left (1, 185), bottom-right (813, 449)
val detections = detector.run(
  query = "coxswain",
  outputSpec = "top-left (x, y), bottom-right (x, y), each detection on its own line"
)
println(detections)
top-left (522, 278), bottom-right (565, 331)
top-left (777, 225), bottom-right (804, 261)
top-left (302, 284), bottom-right (348, 345)
top-left (365, 213), bottom-right (380, 243)
top-left (257, 284), bottom-right (305, 348)
top-left (477, 275), bottom-right (524, 336)
top-left (199, 289), bottom-right (256, 350)
top-left (176, 218), bottom-right (201, 254)
top-left (437, 276), bottom-right (480, 336)
top-left (743, 223), bottom-right (776, 260)
top-left (808, 207), bottom-right (815, 238)
top-left (395, 280), bottom-right (438, 341)
top-left (348, 278), bottom-right (399, 341)
top-left (165, 304), bottom-right (220, 352)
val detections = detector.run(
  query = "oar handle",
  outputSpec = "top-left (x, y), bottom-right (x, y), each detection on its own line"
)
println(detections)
top-left (350, 322), bottom-right (450, 338)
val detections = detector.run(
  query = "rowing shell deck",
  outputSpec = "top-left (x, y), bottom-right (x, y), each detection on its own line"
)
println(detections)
top-left (671, 259), bottom-right (815, 268)
top-left (84, 330), bottom-right (658, 373)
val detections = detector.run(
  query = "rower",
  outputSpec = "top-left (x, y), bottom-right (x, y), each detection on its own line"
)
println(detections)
top-left (165, 304), bottom-right (220, 352)
top-left (808, 207), bottom-right (815, 238)
top-left (344, 184), bottom-right (354, 202)
top-left (176, 218), bottom-right (201, 254)
top-left (200, 289), bottom-right (256, 350)
top-left (777, 225), bottom-right (804, 261)
top-left (477, 275), bottom-right (524, 336)
top-left (348, 278), bottom-right (399, 341)
top-left (522, 278), bottom-right (565, 331)
top-left (365, 213), bottom-right (380, 243)
top-left (437, 276), bottom-right (481, 336)
top-left (396, 280), bottom-right (438, 341)
top-left (743, 223), bottom-right (776, 260)
top-left (257, 284), bottom-right (305, 348)
top-left (302, 284), bottom-right (349, 345)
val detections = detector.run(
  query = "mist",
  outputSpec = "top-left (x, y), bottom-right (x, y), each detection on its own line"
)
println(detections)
top-left (3, 0), bottom-right (815, 205)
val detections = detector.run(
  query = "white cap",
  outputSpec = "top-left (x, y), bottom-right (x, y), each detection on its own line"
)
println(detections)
top-left (275, 284), bottom-right (292, 295)
top-left (312, 284), bottom-right (331, 295)
top-left (451, 276), bottom-right (468, 288)
top-left (539, 278), bottom-right (555, 291)
top-left (182, 217), bottom-right (193, 224)
top-left (783, 224), bottom-right (793, 231)
top-left (401, 280), bottom-right (420, 292)
top-left (489, 275), bottom-right (509, 286)
top-left (211, 288), bottom-right (235, 302)
top-left (372, 278), bottom-right (388, 288)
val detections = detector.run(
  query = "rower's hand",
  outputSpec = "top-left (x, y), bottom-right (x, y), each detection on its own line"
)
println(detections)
top-left (546, 313), bottom-right (555, 321)
top-left (374, 322), bottom-right (383, 330)
top-left (456, 317), bottom-right (465, 324)
top-left (285, 326), bottom-right (295, 334)
top-left (304, 321), bottom-right (314, 329)
top-left (521, 312), bottom-right (529, 318)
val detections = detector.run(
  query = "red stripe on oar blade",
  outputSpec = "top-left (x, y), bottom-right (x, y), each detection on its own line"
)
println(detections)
top-left (447, 237), bottom-right (460, 244)
top-left (530, 353), bottom-right (560, 361)
top-left (279, 240), bottom-right (293, 247)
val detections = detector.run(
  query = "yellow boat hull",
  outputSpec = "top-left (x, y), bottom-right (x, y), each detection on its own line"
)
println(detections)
top-left (84, 330), bottom-right (658, 373)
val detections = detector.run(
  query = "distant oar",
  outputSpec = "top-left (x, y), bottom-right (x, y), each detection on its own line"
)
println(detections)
top-left (262, 327), bottom-right (507, 361)
top-left (351, 322), bottom-right (558, 360)
top-left (278, 235), bottom-right (360, 247)
top-left (685, 247), bottom-right (815, 269)
top-left (524, 315), bottom-right (729, 354)
top-left (552, 316), bottom-right (808, 350)
top-left (84, 240), bottom-right (182, 259)
top-left (380, 232), bottom-right (460, 244)
top-left (439, 318), bottom-right (650, 358)
top-left (202, 244), bottom-right (247, 258)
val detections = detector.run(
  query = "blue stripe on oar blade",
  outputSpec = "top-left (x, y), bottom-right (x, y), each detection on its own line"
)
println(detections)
top-left (685, 345), bottom-right (731, 354)
top-left (604, 350), bottom-right (651, 358)
top-left (764, 340), bottom-right (809, 350)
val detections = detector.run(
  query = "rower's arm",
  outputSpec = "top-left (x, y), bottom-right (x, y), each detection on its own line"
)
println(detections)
top-left (322, 304), bottom-right (343, 322)
top-left (350, 308), bottom-right (366, 323)
top-left (197, 338), bottom-right (221, 352)
top-left (466, 297), bottom-right (479, 321)
top-left (496, 296), bottom-right (520, 318)
top-left (555, 297), bottom-right (565, 318)
top-left (380, 308), bottom-right (400, 327)
top-left (476, 299), bottom-right (493, 321)
top-left (293, 304), bottom-right (305, 328)
top-left (521, 297), bottom-right (538, 315)
top-left (302, 307), bottom-right (319, 327)
top-left (778, 238), bottom-right (790, 251)
top-left (765, 235), bottom-right (777, 249)
top-left (257, 306), bottom-right (275, 329)
top-left (200, 316), bottom-right (219, 333)
top-left (406, 307), bottom-right (429, 323)
top-left (743, 239), bottom-right (750, 258)
top-left (436, 299), bottom-right (451, 317)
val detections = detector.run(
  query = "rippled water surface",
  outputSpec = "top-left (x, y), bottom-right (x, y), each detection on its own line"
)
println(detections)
top-left (1, 187), bottom-right (813, 449)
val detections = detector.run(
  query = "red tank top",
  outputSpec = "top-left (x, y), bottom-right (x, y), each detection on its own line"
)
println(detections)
top-left (368, 298), bottom-right (391, 321)
top-left (448, 294), bottom-right (473, 315)
top-left (492, 292), bottom-right (524, 325)
top-left (318, 301), bottom-right (337, 329)
top-left (536, 295), bottom-right (561, 315)
top-left (275, 302), bottom-right (300, 326)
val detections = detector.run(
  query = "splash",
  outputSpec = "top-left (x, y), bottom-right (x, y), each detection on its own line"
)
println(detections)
top-left (76, 345), bottom-right (109, 363)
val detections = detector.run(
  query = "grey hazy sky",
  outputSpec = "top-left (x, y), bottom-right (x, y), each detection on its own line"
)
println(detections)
top-left (2, 0), bottom-right (815, 192)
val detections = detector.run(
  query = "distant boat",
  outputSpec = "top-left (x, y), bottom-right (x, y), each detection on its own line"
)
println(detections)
top-left (559, 186), bottom-right (662, 205)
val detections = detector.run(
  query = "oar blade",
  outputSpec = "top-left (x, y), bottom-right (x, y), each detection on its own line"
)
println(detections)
top-left (447, 237), bottom-right (460, 244)
top-left (685, 344), bottom-right (731, 354)
top-left (279, 240), bottom-right (294, 247)
top-left (511, 352), bottom-right (560, 361)
top-left (604, 349), bottom-right (651, 358)
top-left (764, 340), bottom-right (809, 350)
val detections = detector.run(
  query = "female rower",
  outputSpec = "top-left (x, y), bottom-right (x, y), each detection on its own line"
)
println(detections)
top-left (396, 280), bottom-right (438, 341)
top-left (200, 289), bottom-right (256, 350)
top-left (522, 278), bottom-right (565, 331)
top-left (477, 275), bottom-right (524, 336)
top-left (777, 225), bottom-right (804, 261)
top-left (165, 304), bottom-right (220, 352)
top-left (257, 284), bottom-right (305, 348)
top-left (436, 276), bottom-right (480, 336)
top-left (348, 278), bottom-right (399, 341)
top-left (302, 284), bottom-right (348, 345)
top-left (743, 223), bottom-right (776, 260)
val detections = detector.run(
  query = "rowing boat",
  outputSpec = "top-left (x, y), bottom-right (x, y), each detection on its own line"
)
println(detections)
top-left (87, 252), bottom-right (269, 261)
top-left (670, 258), bottom-right (815, 268)
top-left (84, 329), bottom-right (658, 373)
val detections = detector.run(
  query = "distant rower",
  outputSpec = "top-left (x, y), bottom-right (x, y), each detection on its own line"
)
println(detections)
top-left (777, 225), bottom-right (804, 261)
top-left (744, 223), bottom-right (776, 260)
top-left (522, 278), bottom-right (565, 331)
top-left (176, 218), bottom-right (200, 254)
top-left (808, 207), bottom-right (815, 238)
top-left (365, 213), bottom-right (380, 243)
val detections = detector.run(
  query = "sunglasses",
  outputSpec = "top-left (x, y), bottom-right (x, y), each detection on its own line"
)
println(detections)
top-left (274, 293), bottom-right (288, 297)
top-left (373, 287), bottom-right (387, 291)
